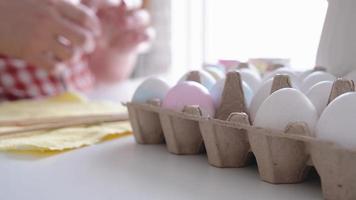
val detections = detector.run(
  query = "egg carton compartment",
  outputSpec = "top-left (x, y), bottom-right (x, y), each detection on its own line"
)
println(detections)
top-left (310, 140), bottom-right (356, 200)
top-left (248, 122), bottom-right (311, 184)
top-left (126, 70), bottom-right (356, 200)
top-left (199, 113), bottom-right (252, 168)
top-left (159, 105), bottom-right (205, 154)
top-left (126, 100), bottom-right (163, 144)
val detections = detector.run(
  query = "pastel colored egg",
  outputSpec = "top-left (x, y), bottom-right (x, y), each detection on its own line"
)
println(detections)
top-left (254, 88), bottom-right (318, 133)
top-left (162, 81), bottom-right (215, 117)
top-left (306, 81), bottom-right (333, 116)
top-left (209, 78), bottom-right (253, 109)
top-left (204, 66), bottom-right (225, 81)
top-left (316, 92), bottom-right (356, 149)
top-left (300, 71), bottom-right (336, 93)
top-left (249, 79), bottom-right (274, 122)
top-left (178, 70), bottom-right (216, 90)
top-left (132, 78), bottom-right (171, 103)
top-left (238, 68), bottom-right (261, 93)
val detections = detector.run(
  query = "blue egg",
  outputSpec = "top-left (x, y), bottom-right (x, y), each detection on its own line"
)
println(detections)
top-left (204, 66), bottom-right (226, 80)
top-left (132, 78), bottom-right (171, 103)
top-left (178, 70), bottom-right (216, 90)
top-left (209, 78), bottom-right (253, 109)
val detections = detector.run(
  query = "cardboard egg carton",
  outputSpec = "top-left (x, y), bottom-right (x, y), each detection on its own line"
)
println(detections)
top-left (126, 71), bottom-right (356, 200)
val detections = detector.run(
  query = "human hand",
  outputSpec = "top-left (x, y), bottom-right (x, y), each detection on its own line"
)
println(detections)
top-left (84, 0), bottom-right (155, 53)
top-left (0, 0), bottom-right (100, 71)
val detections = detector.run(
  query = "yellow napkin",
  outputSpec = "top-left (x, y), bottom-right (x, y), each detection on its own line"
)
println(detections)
top-left (0, 93), bottom-right (132, 152)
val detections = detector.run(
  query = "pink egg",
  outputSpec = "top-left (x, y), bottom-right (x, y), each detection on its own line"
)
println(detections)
top-left (162, 81), bottom-right (215, 117)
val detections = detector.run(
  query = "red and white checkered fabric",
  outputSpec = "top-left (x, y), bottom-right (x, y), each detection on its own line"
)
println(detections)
top-left (0, 55), bottom-right (95, 101)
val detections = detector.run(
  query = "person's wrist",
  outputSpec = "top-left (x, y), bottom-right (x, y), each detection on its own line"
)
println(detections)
top-left (87, 46), bottom-right (138, 83)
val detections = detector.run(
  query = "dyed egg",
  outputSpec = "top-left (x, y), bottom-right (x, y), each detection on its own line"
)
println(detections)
top-left (249, 79), bottom-right (274, 122)
top-left (162, 81), bottom-right (215, 117)
top-left (254, 88), bottom-right (318, 132)
top-left (204, 66), bottom-right (225, 81)
top-left (178, 70), bottom-right (216, 90)
top-left (132, 78), bottom-right (170, 103)
top-left (238, 68), bottom-right (261, 93)
top-left (300, 71), bottom-right (336, 93)
top-left (209, 79), bottom-right (253, 109)
top-left (306, 81), bottom-right (333, 116)
top-left (316, 92), bottom-right (356, 149)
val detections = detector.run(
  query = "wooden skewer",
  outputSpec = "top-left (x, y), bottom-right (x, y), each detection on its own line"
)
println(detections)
top-left (0, 113), bottom-right (128, 127)
top-left (0, 113), bottom-right (129, 137)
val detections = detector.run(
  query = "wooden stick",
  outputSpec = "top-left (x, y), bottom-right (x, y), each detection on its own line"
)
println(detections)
top-left (0, 113), bottom-right (129, 137)
top-left (0, 113), bottom-right (128, 127)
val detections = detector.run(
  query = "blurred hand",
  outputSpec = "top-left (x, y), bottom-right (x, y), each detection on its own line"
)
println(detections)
top-left (0, 0), bottom-right (100, 71)
top-left (83, 0), bottom-right (155, 53)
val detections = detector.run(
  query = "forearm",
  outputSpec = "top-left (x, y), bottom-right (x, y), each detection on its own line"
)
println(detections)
top-left (87, 47), bottom-right (138, 84)
top-left (0, 1), bottom-right (22, 57)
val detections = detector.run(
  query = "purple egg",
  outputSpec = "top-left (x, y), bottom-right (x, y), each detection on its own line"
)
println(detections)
top-left (162, 81), bottom-right (215, 117)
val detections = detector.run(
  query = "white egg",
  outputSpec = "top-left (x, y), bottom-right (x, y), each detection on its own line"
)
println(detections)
top-left (298, 67), bottom-right (327, 81)
top-left (249, 79), bottom-right (274, 122)
top-left (344, 69), bottom-right (356, 82)
top-left (316, 92), bottom-right (356, 149)
top-left (254, 88), bottom-right (318, 132)
top-left (262, 67), bottom-right (301, 88)
top-left (178, 70), bottom-right (216, 90)
top-left (237, 68), bottom-right (262, 93)
top-left (209, 79), bottom-right (253, 109)
top-left (247, 63), bottom-right (261, 77)
top-left (132, 78), bottom-right (171, 103)
top-left (298, 69), bottom-right (314, 82)
top-left (249, 75), bottom-right (299, 122)
top-left (306, 81), bottom-right (333, 116)
top-left (293, 70), bottom-right (303, 78)
top-left (300, 71), bottom-right (336, 93)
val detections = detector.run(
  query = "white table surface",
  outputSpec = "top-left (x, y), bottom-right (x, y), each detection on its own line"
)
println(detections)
top-left (0, 136), bottom-right (322, 200)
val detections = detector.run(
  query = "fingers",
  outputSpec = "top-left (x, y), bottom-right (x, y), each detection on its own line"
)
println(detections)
top-left (52, 16), bottom-right (95, 53)
top-left (27, 40), bottom-right (79, 71)
top-left (124, 27), bottom-right (154, 44)
top-left (118, 0), bottom-right (128, 14)
top-left (134, 9), bottom-right (150, 27)
top-left (142, 26), bottom-right (155, 42)
top-left (51, 38), bottom-right (75, 61)
top-left (55, 0), bottom-right (101, 36)
top-left (124, 9), bottom-right (150, 30)
top-left (81, 0), bottom-right (98, 9)
top-left (81, 0), bottom-right (115, 10)
top-left (109, 25), bottom-right (153, 53)
top-left (29, 1), bottom-right (99, 70)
